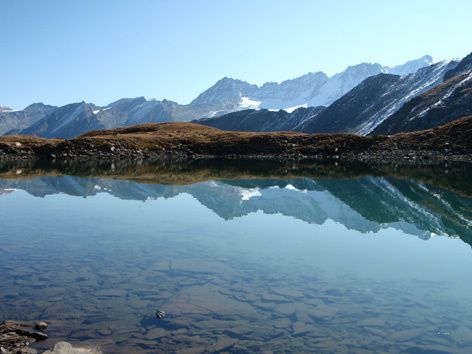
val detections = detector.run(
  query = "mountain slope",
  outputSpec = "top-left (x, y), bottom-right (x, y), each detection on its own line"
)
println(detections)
top-left (371, 51), bottom-right (472, 135)
top-left (302, 60), bottom-right (454, 134)
top-left (372, 68), bottom-right (472, 135)
top-left (443, 52), bottom-right (472, 81)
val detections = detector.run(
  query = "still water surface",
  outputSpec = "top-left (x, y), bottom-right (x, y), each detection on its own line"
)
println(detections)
top-left (0, 161), bottom-right (472, 353)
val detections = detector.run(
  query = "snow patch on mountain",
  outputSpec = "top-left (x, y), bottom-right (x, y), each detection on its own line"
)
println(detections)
top-left (240, 97), bottom-right (261, 109)
top-left (284, 104), bottom-right (308, 113)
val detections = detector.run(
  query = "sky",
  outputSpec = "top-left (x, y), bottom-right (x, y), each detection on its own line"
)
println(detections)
top-left (1, 0), bottom-right (471, 109)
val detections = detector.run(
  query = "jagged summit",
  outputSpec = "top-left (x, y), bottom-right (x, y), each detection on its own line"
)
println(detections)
top-left (387, 55), bottom-right (434, 76)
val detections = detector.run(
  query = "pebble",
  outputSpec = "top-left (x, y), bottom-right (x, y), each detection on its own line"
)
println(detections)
top-left (155, 309), bottom-right (166, 319)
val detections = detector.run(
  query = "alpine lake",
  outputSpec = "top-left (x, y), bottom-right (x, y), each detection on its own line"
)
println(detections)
top-left (1, 159), bottom-right (472, 354)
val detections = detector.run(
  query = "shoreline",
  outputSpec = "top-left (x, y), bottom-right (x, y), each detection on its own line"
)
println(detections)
top-left (1, 153), bottom-right (472, 163)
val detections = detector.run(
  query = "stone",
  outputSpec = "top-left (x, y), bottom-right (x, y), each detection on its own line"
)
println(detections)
top-left (34, 322), bottom-right (48, 331)
top-left (155, 310), bottom-right (166, 319)
top-left (13, 329), bottom-right (47, 341)
top-left (42, 341), bottom-right (101, 354)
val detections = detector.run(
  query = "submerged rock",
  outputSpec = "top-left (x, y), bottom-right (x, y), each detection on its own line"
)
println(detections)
top-left (42, 342), bottom-right (101, 354)
top-left (155, 309), bottom-right (166, 319)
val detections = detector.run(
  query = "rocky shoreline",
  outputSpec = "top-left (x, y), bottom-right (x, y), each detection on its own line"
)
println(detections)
top-left (0, 321), bottom-right (100, 354)
top-left (0, 118), bottom-right (471, 163)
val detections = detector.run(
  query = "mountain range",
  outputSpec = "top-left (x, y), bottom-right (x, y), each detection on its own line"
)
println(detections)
top-left (2, 52), bottom-right (472, 138)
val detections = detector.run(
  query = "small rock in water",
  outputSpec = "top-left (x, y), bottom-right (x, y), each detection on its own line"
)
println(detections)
top-left (34, 322), bottom-right (48, 331)
top-left (43, 341), bottom-right (101, 354)
top-left (155, 309), bottom-right (166, 319)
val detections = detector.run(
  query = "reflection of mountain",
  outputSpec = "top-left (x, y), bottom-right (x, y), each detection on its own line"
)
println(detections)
top-left (1, 173), bottom-right (471, 245)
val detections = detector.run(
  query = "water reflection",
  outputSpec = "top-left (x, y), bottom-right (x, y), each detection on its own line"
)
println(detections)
top-left (1, 160), bottom-right (471, 244)
top-left (0, 160), bottom-right (472, 353)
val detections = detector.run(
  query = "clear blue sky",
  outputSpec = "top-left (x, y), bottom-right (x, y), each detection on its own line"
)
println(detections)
top-left (1, 0), bottom-right (471, 109)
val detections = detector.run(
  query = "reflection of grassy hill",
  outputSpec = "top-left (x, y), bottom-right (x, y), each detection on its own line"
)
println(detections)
top-left (0, 159), bottom-right (471, 198)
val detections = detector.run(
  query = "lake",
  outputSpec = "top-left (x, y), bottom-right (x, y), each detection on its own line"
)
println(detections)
top-left (1, 160), bottom-right (472, 353)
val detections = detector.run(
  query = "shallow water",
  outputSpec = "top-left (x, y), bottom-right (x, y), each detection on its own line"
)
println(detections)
top-left (1, 161), bottom-right (472, 353)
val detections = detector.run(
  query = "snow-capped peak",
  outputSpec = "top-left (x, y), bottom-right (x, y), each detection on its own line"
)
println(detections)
top-left (387, 55), bottom-right (434, 76)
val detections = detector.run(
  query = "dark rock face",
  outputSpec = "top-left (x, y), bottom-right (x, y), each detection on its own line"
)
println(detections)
top-left (372, 70), bottom-right (472, 135)
top-left (196, 107), bottom-right (326, 132)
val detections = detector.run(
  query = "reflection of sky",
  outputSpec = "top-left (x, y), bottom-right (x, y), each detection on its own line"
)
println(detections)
top-left (1, 188), bottom-right (472, 299)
